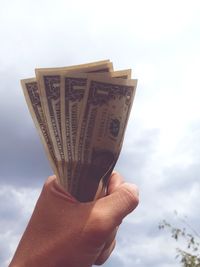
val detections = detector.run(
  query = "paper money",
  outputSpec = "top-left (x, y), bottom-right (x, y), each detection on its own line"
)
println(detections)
top-left (21, 78), bottom-right (60, 180)
top-left (35, 60), bottom-right (113, 189)
top-left (72, 74), bottom-right (137, 201)
top-left (60, 69), bottom-right (132, 157)
top-left (111, 69), bottom-right (132, 79)
top-left (22, 60), bottom-right (137, 202)
top-left (61, 71), bottom-right (131, 192)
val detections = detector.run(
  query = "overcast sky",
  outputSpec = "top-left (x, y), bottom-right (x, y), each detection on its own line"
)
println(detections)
top-left (0, 0), bottom-right (200, 266)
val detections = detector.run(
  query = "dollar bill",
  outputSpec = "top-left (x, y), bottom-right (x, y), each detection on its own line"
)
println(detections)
top-left (60, 63), bottom-right (113, 189)
top-left (35, 61), bottom-right (113, 189)
top-left (21, 78), bottom-right (61, 182)
top-left (61, 70), bottom-right (133, 194)
top-left (72, 74), bottom-right (137, 201)
top-left (35, 59), bottom-right (112, 73)
top-left (111, 69), bottom-right (132, 79)
top-left (61, 73), bottom-right (87, 158)
top-left (61, 69), bottom-right (132, 159)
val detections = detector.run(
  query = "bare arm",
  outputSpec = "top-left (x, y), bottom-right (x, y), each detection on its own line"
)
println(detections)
top-left (9, 172), bottom-right (139, 267)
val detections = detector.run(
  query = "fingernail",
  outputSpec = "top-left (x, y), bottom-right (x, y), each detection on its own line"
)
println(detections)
top-left (111, 170), bottom-right (119, 176)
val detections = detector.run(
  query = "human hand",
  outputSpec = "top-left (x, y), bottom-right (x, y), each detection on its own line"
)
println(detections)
top-left (9, 172), bottom-right (139, 267)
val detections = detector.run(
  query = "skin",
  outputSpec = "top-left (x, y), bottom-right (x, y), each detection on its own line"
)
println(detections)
top-left (9, 172), bottom-right (139, 267)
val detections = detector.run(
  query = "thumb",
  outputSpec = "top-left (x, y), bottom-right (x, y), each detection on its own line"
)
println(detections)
top-left (97, 182), bottom-right (139, 228)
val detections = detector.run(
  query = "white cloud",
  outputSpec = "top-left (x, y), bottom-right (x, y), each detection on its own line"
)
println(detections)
top-left (0, 185), bottom-right (40, 267)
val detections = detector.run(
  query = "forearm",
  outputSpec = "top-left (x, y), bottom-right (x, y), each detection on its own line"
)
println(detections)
top-left (9, 174), bottom-right (139, 267)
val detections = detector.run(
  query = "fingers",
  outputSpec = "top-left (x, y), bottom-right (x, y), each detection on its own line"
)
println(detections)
top-left (94, 240), bottom-right (116, 265)
top-left (109, 182), bottom-right (139, 224)
top-left (95, 233), bottom-right (117, 265)
top-left (96, 174), bottom-right (139, 229)
top-left (102, 227), bottom-right (118, 251)
top-left (43, 175), bottom-right (79, 203)
top-left (44, 175), bottom-right (57, 186)
top-left (107, 171), bottom-right (124, 194)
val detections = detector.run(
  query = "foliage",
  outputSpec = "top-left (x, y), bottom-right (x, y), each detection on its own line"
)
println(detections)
top-left (159, 212), bottom-right (200, 267)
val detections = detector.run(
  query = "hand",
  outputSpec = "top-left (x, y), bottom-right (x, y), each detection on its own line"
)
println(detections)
top-left (9, 172), bottom-right (139, 267)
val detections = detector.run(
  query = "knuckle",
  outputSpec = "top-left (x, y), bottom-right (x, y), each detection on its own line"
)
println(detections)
top-left (43, 175), bottom-right (56, 190)
top-left (120, 186), bottom-right (139, 210)
top-left (95, 240), bottom-right (116, 265)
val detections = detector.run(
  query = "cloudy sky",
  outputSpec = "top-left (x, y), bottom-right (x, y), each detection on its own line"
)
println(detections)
top-left (0, 0), bottom-right (200, 266)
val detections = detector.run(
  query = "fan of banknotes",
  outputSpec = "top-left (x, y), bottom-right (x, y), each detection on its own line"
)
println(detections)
top-left (21, 60), bottom-right (137, 202)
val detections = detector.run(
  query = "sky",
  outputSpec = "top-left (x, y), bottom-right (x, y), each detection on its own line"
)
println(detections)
top-left (0, 0), bottom-right (200, 266)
